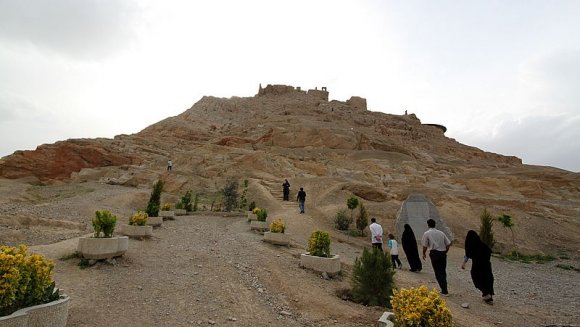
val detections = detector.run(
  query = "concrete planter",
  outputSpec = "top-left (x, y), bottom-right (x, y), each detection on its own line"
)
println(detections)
top-left (159, 210), bottom-right (175, 220)
top-left (0, 294), bottom-right (70, 327)
top-left (174, 209), bottom-right (187, 216)
top-left (77, 236), bottom-right (129, 260)
top-left (147, 216), bottom-right (163, 227)
top-left (247, 212), bottom-right (258, 222)
top-left (263, 232), bottom-right (290, 246)
top-left (300, 253), bottom-right (341, 275)
top-left (119, 224), bottom-right (153, 238)
top-left (250, 220), bottom-right (269, 233)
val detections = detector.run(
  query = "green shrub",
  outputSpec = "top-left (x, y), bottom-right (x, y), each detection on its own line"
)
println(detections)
top-left (175, 201), bottom-right (184, 210)
top-left (347, 196), bottom-right (359, 219)
top-left (351, 247), bottom-right (395, 306)
top-left (269, 218), bottom-right (285, 233)
top-left (193, 193), bottom-right (199, 212)
top-left (129, 211), bottom-right (148, 226)
top-left (181, 190), bottom-right (193, 212)
top-left (161, 203), bottom-right (172, 211)
top-left (479, 208), bottom-right (495, 249)
top-left (239, 179), bottom-right (249, 210)
top-left (308, 230), bottom-right (331, 258)
top-left (92, 210), bottom-right (117, 238)
top-left (256, 208), bottom-right (268, 222)
top-left (146, 180), bottom-right (164, 217)
top-left (223, 179), bottom-right (239, 212)
top-left (248, 201), bottom-right (256, 212)
top-left (503, 250), bottom-right (555, 264)
top-left (356, 202), bottom-right (368, 236)
top-left (0, 245), bottom-right (60, 316)
top-left (334, 209), bottom-right (352, 231)
top-left (391, 286), bottom-right (454, 326)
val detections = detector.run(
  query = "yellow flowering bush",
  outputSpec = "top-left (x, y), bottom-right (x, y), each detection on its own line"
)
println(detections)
top-left (390, 286), bottom-right (454, 327)
top-left (252, 207), bottom-right (261, 215)
top-left (308, 230), bottom-right (331, 257)
top-left (129, 211), bottom-right (148, 226)
top-left (162, 203), bottom-right (172, 211)
top-left (269, 218), bottom-right (285, 233)
top-left (0, 245), bottom-right (58, 316)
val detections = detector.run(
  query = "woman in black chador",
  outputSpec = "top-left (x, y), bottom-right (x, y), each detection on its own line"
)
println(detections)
top-left (401, 224), bottom-right (422, 272)
top-left (461, 230), bottom-right (495, 305)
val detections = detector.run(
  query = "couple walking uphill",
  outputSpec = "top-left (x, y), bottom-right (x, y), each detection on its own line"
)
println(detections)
top-left (421, 219), bottom-right (495, 304)
top-left (369, 218), bottom-right (402, 269)
top-left (281, 179), bottom-right (306, 214)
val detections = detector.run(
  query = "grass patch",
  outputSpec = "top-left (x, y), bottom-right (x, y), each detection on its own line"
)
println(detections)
top-left (555, 264), bottom-right (580, 273)
top-left (502, 250), bottom-right (555, 264)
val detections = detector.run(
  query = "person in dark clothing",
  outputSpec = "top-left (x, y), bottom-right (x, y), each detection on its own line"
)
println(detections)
top-left (296, 187), bottom-right (306, 214)
top-left (401, 224), bottom-right (422, 272)
top-left (282, 179), bottom-right (290, 201)
top-left (461, 230), bottom-right (495, 305)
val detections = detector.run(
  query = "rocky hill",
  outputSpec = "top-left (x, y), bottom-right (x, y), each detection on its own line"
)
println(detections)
top-left (1, 84), bottom-right (579, 255)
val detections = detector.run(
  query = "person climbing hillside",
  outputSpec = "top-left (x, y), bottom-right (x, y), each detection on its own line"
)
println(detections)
top-left (296, 187), bottom-right (306, 214)
top-left (369, 218), bottom-right (383, 251)
top-left (167, 159), bottom-right (173, 171)
top-left (282, 179), bottom-right (290, 201)
top-left (388, 233), bottom-right (402, 269)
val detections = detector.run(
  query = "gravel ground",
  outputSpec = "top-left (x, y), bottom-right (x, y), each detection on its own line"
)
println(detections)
top-left (1, 181), bottom-right (579, 326)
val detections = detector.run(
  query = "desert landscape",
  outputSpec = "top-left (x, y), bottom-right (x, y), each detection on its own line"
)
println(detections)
top-left (1, 85), bottom-right (579, 326)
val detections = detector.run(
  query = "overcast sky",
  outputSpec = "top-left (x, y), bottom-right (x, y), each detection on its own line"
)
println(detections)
top-left (0, 0), bottom-right (578, 172)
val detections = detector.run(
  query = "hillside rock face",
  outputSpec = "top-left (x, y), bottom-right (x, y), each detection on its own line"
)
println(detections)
top-left (1, 84), bottom-right (579, 254)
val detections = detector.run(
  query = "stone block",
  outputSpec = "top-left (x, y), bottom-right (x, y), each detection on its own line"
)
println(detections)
top-left (300, 254), bottom-right (341, 275)
top-left (0, 294), bottom-right (70, 327)
top-left (118, 224), bottom-right (153, 238)
top-left (77, 236), bottom-right (129, 260)
top-left (378, 311), bottom-right (395, 327)
top-left (250, 221), bottom-right (269, 233)
top-left (263, 232), bottom-right (290, 246)
top-left (147, 216), bottom-right (163, 227)
top-left (174, 209), bottom-right (187, 216)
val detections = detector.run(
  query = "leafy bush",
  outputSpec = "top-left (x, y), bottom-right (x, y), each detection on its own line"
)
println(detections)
top-left (347, 196), bottom-right (359, 220)
top-left (334, 209), bottom-right (352, 231)
top-left (181, 190), bottom-right (193, 212)
top-left (390, 286), bottom-right (454, 326)
top-left (0, 245), bottom-right (60, 316)
top-left (479, 208), bottom-right (495, 249)
top-left (223, 179), bottom-right (239, 212)
top-left (146, 180), bottom-right (164, 217)
top-left (129, 211), bottom-right (148, 226)
top-left (162, 203), bottom-right (172, 211)
top-left (351, 247), bottom-right (395, 306)
top-left (356, 202), bottom-right (368, 236)
top-left (308, 231), bottom-right (331, 258)
top-left (269, 218), bottom-right (285, 233)
top-left (248, 201), bottom-right (256, 212)
top-left (92, 210), bottom-right (117, 238)
top-left (175, 202), bottom-right (184, 210)
top-left (252, 207), bottom-right (261, 214)
top-left (256, 208), bottom-right (268, 222)
top-left (497, 213), bottom-right (516, 250)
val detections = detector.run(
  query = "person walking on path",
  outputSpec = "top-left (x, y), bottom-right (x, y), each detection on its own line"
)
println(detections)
top-left (401, 224), bottom-right (422, 272)
top-left (296, 187), bottom-right (306, 214)
top-left (461, 230), bottom-right (495, 305)
top-left (369, 218), bottom-right (383, 251)
top-left (388, 233), bottom-right (402, 269)
top-left (167, 159), bottom-right (173, 172)
top-left (282, 179), bottom-right (290, 201)
top-left (422, 218), bottom-right (452, 295)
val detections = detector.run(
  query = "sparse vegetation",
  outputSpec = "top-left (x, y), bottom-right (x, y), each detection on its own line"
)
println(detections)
top-left (222, 179), bottom-right (239, 212)
top-left (248, 201), bottom-right (256, 212)
top-left (555, 264), bottom-right (580, 272)
top-left (350, 247), bottom-right (395, 306)
top-left (334, 209), bottom-right (351, 231)
top-left (92, 210), bottom-right (117, 238)
top-left (269, 218), bottom-right (285, 233)
top-left (502, 250), bottom-right (555, 264)
top-left (129, 211), bottom-right (148, 226)
top-left (308, 230), bottom-right (331, 258)
top-left (193, 193), bottom-right (199, 212)
top-left (346, 196), bottom-right (359, 222)
top-left (479, 208), bottom-right (495, 249)
top-left (181, 190), bottom-right (193, 212)
top-left (256, 208), bottom-right (268, 222)
top-left (239, 179), bottom-right (249, 210)
top-left (146, 180), bottom-right (164, 217)
top-left (162, 203), bottom-right (172, 211)
top-left (355, 202), bottom-right (368, 236)
top-left (498, 213), bottom-right (516, 250)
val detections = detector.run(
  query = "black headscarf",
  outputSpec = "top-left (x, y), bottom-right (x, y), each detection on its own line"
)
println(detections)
top-left (465, 230), bottom-right (491, 260)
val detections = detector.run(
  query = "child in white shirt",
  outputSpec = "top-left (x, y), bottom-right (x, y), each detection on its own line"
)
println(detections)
top-left (388, 234), bottom-right (403, 269)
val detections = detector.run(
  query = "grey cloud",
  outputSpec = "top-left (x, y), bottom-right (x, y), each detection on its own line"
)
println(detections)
top-left (0, 0), bottom-right (141, 60)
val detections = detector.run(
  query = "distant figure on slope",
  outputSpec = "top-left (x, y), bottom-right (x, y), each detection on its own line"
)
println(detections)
top-left (167, 159), bottom-right (173, 172)
top-left (401, 224), bottom-right (422, 272)
top-left (369, 218), bottom-right (383, 251)
top-left (461, 230), bottom-right (495, 305)
top-left (282, 179), bottom-right (290, 201)
top-left (422, 218), bottom-right (452, 296)
top-left (388, 233), bottom-right (403, 269)
top-left (296, 187), bottom-right (306, 214)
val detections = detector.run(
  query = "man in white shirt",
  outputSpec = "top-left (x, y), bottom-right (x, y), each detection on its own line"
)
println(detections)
top-left (422, 219), bottom-right (452, 295)
top-left (369, 218), bottom-right (383, 251)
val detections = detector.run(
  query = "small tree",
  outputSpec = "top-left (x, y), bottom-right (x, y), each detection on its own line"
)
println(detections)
top-left (193, 194), bottom-right (199, 212)
top-left (347, 196), bottom-right (359, 221)
top-left (334, 209), bottom-right (351, 231)
top-left (497, 213), bottom-right (516, 250)
top-left (239, 179), bottom-right (249, 210)
top-left (356, 202), bottom-right (368, 236)
top-left (181, 190), bottom-right (193, 212)
top-left (308, 230), bottom-right (331, 257)
top-left (479, 208), bottom-right (495, 249)
top-left (146, 180), bottom-right (164, 217)
top-left (223, 179), bottom-right (239, 212)
top-left (351, 247), bottom-right (395, 306)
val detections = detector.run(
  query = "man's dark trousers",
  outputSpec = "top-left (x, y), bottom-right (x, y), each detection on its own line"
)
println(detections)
top-left (429, 250), bottom-right (448, 294)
